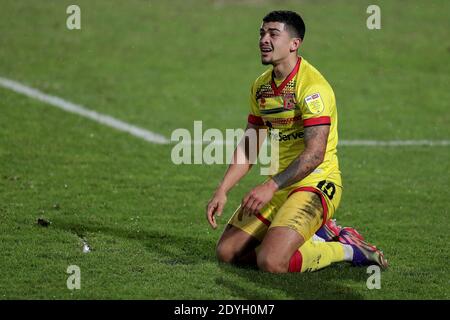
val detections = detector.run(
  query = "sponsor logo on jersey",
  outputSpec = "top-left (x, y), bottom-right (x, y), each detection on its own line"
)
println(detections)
top-left (269, 129), bottom-right (304, 142)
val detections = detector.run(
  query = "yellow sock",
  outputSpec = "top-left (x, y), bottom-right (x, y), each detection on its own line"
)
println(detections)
top-left (289, 239), bottom-right (346, 272)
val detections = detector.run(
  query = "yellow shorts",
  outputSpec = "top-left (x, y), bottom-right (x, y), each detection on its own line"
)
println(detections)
top-left (228, 180), bottom-right (342, 242)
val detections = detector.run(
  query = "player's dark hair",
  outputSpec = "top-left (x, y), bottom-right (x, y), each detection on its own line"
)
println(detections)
top-left (262, 10), bottom-right (305, 40)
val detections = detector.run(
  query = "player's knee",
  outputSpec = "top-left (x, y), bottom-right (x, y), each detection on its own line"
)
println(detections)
top-left (215, 242), bottom-right (236, 264)
top-left (257, 253), bottom-right (288, 273)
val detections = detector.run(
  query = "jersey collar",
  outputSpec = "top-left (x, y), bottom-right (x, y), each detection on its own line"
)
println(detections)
top-left (270, 56), bottom-right (301, 96)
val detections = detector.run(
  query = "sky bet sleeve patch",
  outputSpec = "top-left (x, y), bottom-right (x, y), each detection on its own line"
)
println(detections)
top-left (304, 93), bottom-right (325, 114)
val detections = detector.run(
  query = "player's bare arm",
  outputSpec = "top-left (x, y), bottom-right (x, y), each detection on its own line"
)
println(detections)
top-left (206, 122), bottom-right (266, 229)
top-left (241, 124), bottom-right (330, 216)
top-left (272, 124), bottom-right (329, 188)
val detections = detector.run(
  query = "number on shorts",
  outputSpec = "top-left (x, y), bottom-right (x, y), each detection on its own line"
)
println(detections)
top-left (317, 180), bottom-right (336, 200)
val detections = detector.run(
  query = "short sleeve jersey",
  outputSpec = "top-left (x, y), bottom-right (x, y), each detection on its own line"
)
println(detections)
top-left (248, 57), bottom-right (341, 187)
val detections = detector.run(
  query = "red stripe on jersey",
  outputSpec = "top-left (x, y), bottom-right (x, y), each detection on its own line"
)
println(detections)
top-left (248, 114), bottom-right (265, 126)
top-left (288, 186), bottom-right (328, 227)
top-left (271, 57), bottom-right (301, 96)
top-left (303, 116), bottom-right (331, 127)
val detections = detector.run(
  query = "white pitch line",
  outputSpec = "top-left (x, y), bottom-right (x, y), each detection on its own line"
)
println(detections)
top-left (1, 76), bottom-right (448, 147)
top-left (0, 76), bottom-right (169, 144)
top-left (339, 140), bottom-right (450, 147)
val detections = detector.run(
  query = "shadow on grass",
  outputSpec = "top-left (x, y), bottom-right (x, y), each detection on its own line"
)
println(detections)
top-left (53, 218), bottom-right (214, 265)
top-left (216, 263), bottom-right (367, 299)
top-left (54, 219), bottom-right (367, 299)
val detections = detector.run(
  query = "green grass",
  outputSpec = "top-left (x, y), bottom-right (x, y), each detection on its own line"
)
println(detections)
top-left (0, 0), bottom-right (449, 299)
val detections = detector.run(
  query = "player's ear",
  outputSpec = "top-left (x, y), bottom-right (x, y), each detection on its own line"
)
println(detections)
top-left (290, 38), bottom-right (301, 52)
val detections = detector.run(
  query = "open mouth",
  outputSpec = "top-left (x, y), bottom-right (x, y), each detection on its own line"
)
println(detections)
top-left (260, 47), bottom-right (272, 53)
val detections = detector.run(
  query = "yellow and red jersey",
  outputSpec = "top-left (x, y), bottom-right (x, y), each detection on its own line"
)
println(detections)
top-left (248, 56), bottom-right (341, 188)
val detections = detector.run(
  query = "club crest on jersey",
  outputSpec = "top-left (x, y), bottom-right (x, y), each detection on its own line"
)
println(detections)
top-left (259, 97), bottom-right (266, 108)
top-left (304, 93), bottom-right (324, 114)
top-left (283, 93), bottom-right (297, 110)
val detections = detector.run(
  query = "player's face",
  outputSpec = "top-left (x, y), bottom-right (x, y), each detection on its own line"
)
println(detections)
top-left (259, 22), bottom-right (294, 65)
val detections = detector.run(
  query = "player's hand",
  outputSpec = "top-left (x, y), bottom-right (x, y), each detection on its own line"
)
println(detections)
top-left (241, 179), bottom-right (278, 216)
top-left (206, 190), bottom-right (227, 229)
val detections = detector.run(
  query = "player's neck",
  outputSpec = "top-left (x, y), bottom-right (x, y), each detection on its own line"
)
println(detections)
top-left (272, 55), bottom-right (299, 81)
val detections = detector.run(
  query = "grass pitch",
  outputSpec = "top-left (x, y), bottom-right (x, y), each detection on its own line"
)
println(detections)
top-left (0, 0), bottom-right (449, 299)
